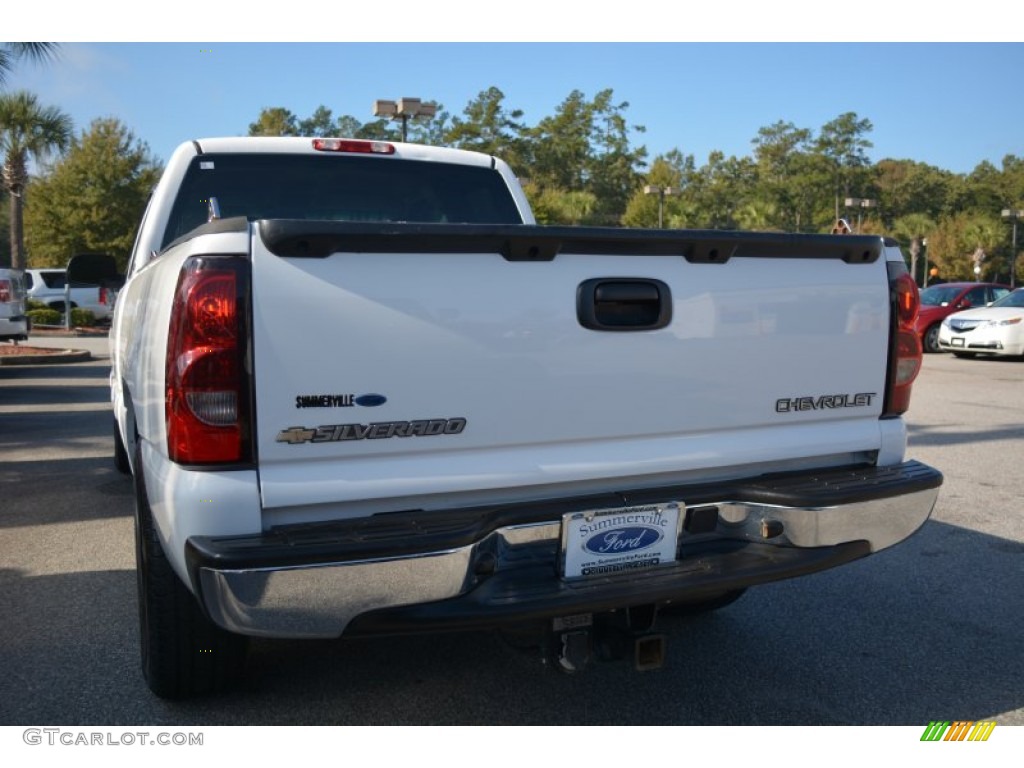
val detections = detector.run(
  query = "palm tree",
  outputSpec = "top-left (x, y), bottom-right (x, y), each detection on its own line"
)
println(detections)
top-left (0, 43), bottom-right (59, 87)
top-left (0, 91), bottom-right (72, 269)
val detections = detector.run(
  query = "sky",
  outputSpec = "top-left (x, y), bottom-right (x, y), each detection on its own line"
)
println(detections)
top-left (5, 7), bottom-right (1024, 178)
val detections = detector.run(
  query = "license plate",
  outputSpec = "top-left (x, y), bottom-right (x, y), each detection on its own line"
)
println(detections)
top-left (952, 337), bottom-right (965, 347)
top-left (561, 503), bottom-right (683, 580)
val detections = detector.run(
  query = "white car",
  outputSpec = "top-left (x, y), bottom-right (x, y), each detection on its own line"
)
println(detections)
top-left (24, 268), bottom-right (114, 321)
top-left (0, 268), bottom-right (29, 341)
top-left (938, 288), bottom-right (1024, 358)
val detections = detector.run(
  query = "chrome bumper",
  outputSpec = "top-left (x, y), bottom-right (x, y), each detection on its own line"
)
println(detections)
top-left (188, 461), bottom-right (941, 639)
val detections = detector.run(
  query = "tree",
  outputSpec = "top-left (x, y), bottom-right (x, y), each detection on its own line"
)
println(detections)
top-left (405, 104), bottom-right (451, 146)
top-left (752, 121), bottom-right (811, 172)
top-left (354, 118), bottom-right (400, 141)
top-left (815, 112), bottom-right (874, 220)
top-left (0, 91), bottom-right (72, 269)
top-left (586, 90), bottom-right (647, 223)
top-left (872, 159), bottom-right (954, 224)
top-left (0, 187), bottom-right (9, 265)
top-left (297, 105), bottom-right (337, 137)
top-left (787, 151), bottom-right (836, 232)
top-left (622, 151), bottom-right (692, 228)
top-left (1001, 154), bottom-right (1024, 208)
top-left (334, 114), bottom-right (363, 138)
top-left (24, 118), bottom-right (162, 271)
top-left (248, 107), bottom-right (299, 137)
top-left (925, 212), bottom-right (1003, 282)
top-left (0, 43), bottom-right (59, 87)
top-left (446, 87), bottom-right (528, 171)
top-left (527, 89), bottom-right (646, 224)
top-left (750, 120), bottom-right (812, 230)
top-left (889, 213), bottom-right (937, 284)
top-left (734, 199), bottom-right (779, 231)
top-left (956, 160), bottom-right (1005, 214)
top-left (520, 181), bottom-right (597, 225)
top-left (686, 151), bottom-right (758, 229)
top-left (529, 89), bottom-right (593, 193)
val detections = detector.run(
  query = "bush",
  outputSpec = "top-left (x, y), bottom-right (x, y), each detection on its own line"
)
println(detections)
top-left (70, 308), bottom-right (96, 327)
top-left (26, 299), bottom-right (49, 311)
top-left (27, 308), bottom-right (62, 326)
top-left (25, 307), bottom-right (96, 328)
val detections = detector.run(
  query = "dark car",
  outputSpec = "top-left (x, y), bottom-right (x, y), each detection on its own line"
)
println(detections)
top-left (915, 282), bottom-right (1011, 353)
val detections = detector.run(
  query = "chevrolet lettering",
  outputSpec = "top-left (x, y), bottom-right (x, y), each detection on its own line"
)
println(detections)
top-left (775, 392), bottom-right (876, 413)
top-left (110, 136), bottom-right (941, 698)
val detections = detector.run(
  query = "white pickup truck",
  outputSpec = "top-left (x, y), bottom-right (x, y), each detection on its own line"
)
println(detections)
top-left (110, 137), bottom-right (942, 698)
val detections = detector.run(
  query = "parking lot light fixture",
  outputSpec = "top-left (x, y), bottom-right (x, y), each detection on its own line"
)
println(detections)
top-left (373, 97), bottom-right (437, 143)
top-left (1002, 209), bottom-right (1024, 289)
top-left (844, 197), bottom-right (876, 233)
top-left (643, 185), bottom-right (679, 228)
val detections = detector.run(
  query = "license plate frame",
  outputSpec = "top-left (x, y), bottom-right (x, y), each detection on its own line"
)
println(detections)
top-left (951, 337), bottom-right (965, 347)
top-left (560, 502), bottom-right (683, 580)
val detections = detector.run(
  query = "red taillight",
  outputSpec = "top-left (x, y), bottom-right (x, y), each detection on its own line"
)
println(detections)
top-left (165, 256), bottom-right (250, 464)
top-left (312, 138), bottom-right (395, 155)
top-left (885, 269), bottom-right (923, 416)
top-left (0, 279), bottom-right (10, 303)
top-left (99, 286), bottom-right (109, 306)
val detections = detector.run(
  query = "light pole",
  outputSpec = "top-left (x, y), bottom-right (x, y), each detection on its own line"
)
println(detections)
top-left (372, 97), bottom-right (437, 143)
top-left (844, 197), bottom-right (876, 233)
top-left (1002, 208), bottom-right (1024, 289)
top-left (922, 237), bottom-right (929, 287)
top-left (643, 185), bottom-right (679, 228)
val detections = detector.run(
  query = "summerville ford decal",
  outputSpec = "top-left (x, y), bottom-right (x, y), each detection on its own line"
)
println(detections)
top-left (562, 503), bottom-right (682, 579)
top-left (276, 418), bottom-right (466, 445)
top-left (582, 525), bottom-right (663, 555)
top-left (294, 393), bottom-right (388, 408)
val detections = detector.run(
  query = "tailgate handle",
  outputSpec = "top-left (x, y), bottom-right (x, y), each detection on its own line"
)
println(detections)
top-left (577, 278), bottom-right (672, 331)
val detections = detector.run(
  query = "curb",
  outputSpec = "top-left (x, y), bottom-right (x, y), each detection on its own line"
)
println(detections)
top-left (0, 349), bottom-right (92, 366)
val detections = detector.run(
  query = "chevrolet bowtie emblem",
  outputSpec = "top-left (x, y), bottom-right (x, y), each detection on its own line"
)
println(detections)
top-left (275, 427), bottom-right (316, 444)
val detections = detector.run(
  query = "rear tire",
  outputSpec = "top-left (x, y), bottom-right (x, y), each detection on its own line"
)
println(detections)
top-left (924, 324), bottom-right (941, 353)
top-left (134, 448), bottom-right (248, 698)
top-left (660, 588), bottom-right (747, 617)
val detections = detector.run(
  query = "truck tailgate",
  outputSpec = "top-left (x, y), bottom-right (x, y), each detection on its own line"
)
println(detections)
top-left (250, 224), bottom-right (891, 515)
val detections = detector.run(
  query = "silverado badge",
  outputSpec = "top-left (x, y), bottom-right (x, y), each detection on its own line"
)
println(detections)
top-left (276, 418), bottom-right (467, 444)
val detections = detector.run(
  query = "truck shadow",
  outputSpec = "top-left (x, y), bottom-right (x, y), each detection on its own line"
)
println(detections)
top-left (908, 423), bottom-right (1024, 448)
top-left (0, 456), bottom-right (132, 529)
top-left (237, 516), bottom-right (1023, 725)
top-left (1, 519), bottom-right (1019, 725)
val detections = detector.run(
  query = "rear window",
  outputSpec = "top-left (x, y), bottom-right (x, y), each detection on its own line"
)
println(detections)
top-left (920, 285), bottom-right (962, 307)
top-left (992, 289), bottom-right (1024, 308)
top-left (41, 270), bottom-right (66, 289)
top-left (162, 153), bottom-right (524, 249)
top-left (0, 273), bottom-right (25, 303)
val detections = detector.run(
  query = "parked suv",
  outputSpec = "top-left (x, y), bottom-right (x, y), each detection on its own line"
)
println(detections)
top-left (0, 268), bottom-right (29, 342)
top-left (24, 268), bottom-right (114, 321)
top-left (915, 282), bottom-right (1011, 353)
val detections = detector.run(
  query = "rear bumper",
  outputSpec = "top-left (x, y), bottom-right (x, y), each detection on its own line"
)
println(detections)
top-left (187, 460), bottom-right (942, 639)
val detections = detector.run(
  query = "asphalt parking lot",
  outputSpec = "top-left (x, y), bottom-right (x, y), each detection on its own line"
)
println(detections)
top-left (0, 339), bottom-right (1021, 725)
